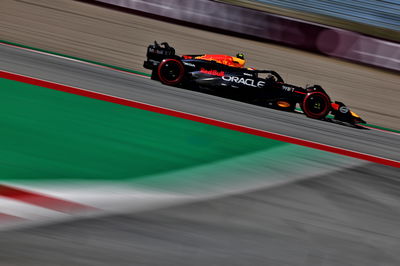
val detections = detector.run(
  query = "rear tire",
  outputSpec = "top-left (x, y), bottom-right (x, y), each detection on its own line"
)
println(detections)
top-left (301, 92), bottom-right (330, 119)
top-left (157, 59), bottom-right (185, 86)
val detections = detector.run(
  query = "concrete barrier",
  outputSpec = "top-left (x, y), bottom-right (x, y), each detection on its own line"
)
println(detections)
top-left (92, 0), bottom-right (399, 72)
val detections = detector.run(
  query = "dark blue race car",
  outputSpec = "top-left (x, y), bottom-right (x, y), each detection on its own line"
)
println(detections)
top-left (143, 41), bottom-right (365, 125)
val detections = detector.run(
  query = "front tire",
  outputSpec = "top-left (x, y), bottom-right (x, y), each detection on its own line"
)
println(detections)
top-left (301, 92), bottom-right (331, 119)
top-left (157, 59), bottom-right (185, 86)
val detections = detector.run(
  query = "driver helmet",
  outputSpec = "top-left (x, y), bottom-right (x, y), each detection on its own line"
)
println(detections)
top-left (236, 53), bottom-right (245, 60)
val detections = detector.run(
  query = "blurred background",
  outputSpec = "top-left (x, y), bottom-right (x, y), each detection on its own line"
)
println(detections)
top-left (221, 0), bottom-right (400, 41)
top-left (1, 0), bottom-right (399, 265)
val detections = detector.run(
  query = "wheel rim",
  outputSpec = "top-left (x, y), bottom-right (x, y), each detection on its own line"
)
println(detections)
top-left (308, 95), bottom-right (327, 113)
top-left (302, 92), bottom-right (330, 119)
top-left (161, 62), bottom-right (180, 81)
top-left (158, 59), bottom-right (184, 85)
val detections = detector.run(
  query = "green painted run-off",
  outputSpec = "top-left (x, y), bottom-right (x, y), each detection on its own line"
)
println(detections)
top-left (1, 78), bottom-right (288, 182)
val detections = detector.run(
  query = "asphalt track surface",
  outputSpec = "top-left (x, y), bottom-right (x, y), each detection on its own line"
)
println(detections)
top-left (1, 43), bottom-right (400, 265)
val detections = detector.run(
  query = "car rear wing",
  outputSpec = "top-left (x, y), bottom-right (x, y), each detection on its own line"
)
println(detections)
top-left (143, 41), bottom-right (176, 70)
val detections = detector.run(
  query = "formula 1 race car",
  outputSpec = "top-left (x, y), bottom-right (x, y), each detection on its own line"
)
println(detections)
top-left (143, 41), bottom-right (365, 125)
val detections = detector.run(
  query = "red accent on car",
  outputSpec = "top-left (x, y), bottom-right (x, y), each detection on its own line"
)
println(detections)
top-left (200, 68), bottom-right (225, 77)
top-left (331, 102), bottom-right (339, 110)
top-left (182, 55), bottom-right (194, 59)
